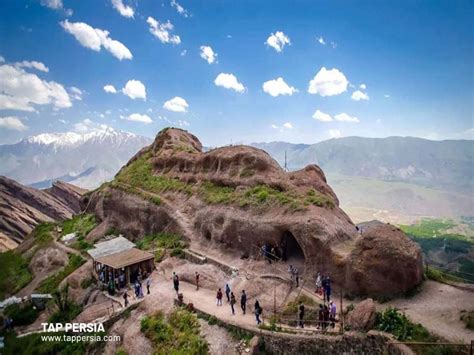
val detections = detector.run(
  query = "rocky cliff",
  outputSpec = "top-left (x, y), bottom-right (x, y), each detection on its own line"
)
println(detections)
top-left (86, 128), bottom-right (424, 297)
top-left (0, 176), bottom-right (86, 250)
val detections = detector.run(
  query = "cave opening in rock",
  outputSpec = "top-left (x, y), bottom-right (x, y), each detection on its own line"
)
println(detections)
top-left (281, 231), bottom-right (305, 267)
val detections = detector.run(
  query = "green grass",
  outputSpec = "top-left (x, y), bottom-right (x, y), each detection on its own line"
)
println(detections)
top-left (281, 294), bottom-right (320, 325)
top-left (140, 309), bottom-right (209, 354)
top-left (36, 254), bottom-right (86, 294)
top-left (31, 222), bottom-right (55, 248)
top-left (62, 214), bottom-right (97, 238)
top-left (4, 302), bottom-right (39, 326)
top-left (136, 233), bottom-right (184, 250)
top-left (0, 250), bottom-right (33, 299)
top-left (304, 189), bottom-right (335, 208)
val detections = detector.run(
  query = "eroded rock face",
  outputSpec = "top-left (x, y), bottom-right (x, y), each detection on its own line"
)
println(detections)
top-left (86, 128), bottom-right (423, 297)
top-left (347, 298), bottom-right (377, 331)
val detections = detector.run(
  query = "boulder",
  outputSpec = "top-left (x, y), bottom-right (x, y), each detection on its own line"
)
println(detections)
top-left (346, 298), bottom-right (377, 331)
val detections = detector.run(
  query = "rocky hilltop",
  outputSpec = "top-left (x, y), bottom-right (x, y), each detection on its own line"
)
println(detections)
top-left (86, 128), bottom-right (423, 297)
top-left (0, 176), bottom-right (86, 250)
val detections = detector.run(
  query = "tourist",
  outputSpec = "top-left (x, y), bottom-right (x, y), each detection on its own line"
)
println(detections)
top-left (230, 292), bottom-right (236, 315)
top-left (288, 265), bottom-right (294, 285)
top-left (123, 292), bottom-right (129, 307)
top-left (254, 300), bottom-right (262, 325)
top-left (138, 282), bottom-right (144, 299)
top-left (216, 288), bottom-right (223, 306)
top-left (323, 305), bottom-right (330, 330)
top-left (294, 268), bottom-right (299, 287)
top-left (298, 302), bottom-right (305, 328)
top-left (146, 276), bottom-right (151, 295)
top-left (195, 271), bottom-right (200, 290)
top-left (173, 272), bottom-right (180, 296)
top-left (315, 272), bottom-right (322, 294)
top-left (225, 283), bottom-right (231, 302)
top-left (325, 277), bottom-right (331, 302)
top-left (134, 281), bottom-right (140, 298)
top-left (240, 290), bottom-right (247, 314)
top-left (318, 304), bottom-right (324, 329)
top-left (119, 273), bottom-right (125, 288)
top-left (329, 301), bottom-right (337, 328)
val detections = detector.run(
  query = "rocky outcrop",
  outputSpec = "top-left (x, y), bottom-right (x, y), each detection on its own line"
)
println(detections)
top-left (86, 128), bottom-right (423, 297)
top-left (347, 298), bottom-right (377, 331)
top-left (0, 176), bottom-right (86, 250)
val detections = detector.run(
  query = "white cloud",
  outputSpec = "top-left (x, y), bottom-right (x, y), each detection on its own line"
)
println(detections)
top-left (170, 0), bottom-right (190, 17)
top-left (73, 118), bottom-right (113, 133)
top-left (40, 0), bottom-right (72, 15)
top-left (384, 94), bottom-right (390, 98)
top-left (351, 90), bottom-right (369, 101)
top-left (122, 80), bottom-right (146, 100)
top-left (328, 129), bottom-right (342, 139)
top-left (214, 73), bottom-right (245, 93)
top-left (124, 113), bottom-right (152, 124)
top-left (262, 77), bottom-right (297, 97)
top-left (103, 84), bottom-right (117, 93)
top-left (15, 61), bottom-right (49, 72)
top-left (69, 86), bottom-right (83, 100)
top-left (200, 45), bottom-right (217, 64)
top-left (335, 113), bottom-right (359, 123)
top-left (283, 122), bottom-right (293, 129)
top-left (180, 50), bottom-right (187, 56)
top-left (146, 17), bottom-right (181, 45)
top-left (60, 20), bottom-right (132, 61)
top-left (266, 31), bottom-right (290, 52)
top-left (0, 64), bottom-right (71, 111)
top-left (111, 0), bottom-right (134, 18)
top-left (308, 67), bottom-right (348, 96)
top-left (163, 96), bottom-right (189, 112)
top-left (0, 116), bottom-right (28, 131)
top-left (317, 36), bottom-right (326, 45)
top-left (271, 122), bottom-right (294, 132)
top-left (359, 83), bottom-right (366, 89)
top-left (312, 109), bottom-right (333, 122)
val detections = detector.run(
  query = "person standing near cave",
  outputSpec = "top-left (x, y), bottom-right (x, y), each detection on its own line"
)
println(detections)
top-left (172, 272), bottom-right (180, 296)
top-left (240, 290), bottom-right (247, 314)
top-left (225, 283), bottom-right (231, 302)
top-left (254, 300), bottom-right (262, 325)
top-left (294, 268), bottom-right (300, 287)
top-left (216, 288), bottom-right (223, 306)
top-left (230, 292), bottom-right (236, 315)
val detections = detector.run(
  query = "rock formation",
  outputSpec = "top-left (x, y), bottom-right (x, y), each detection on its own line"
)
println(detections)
top-left (0, 176), bottom-right (86, 250)
top-left (346, 298), bottom-right (377, 331)
top-left (86, 128), bottom-right (424, 298)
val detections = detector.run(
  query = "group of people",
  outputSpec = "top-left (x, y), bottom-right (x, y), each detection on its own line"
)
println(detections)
top-left (288, 264), bottom-right (300, 287)
top-left (215, 283), bottom-right (263, 324)
top-left (259, 241), bottom-right (288, 264)
top-left (122, 272), bottom-right (152, 307)
top-left (317, 301), bottom-right (337, 330)
top-left (315, 273), bottom-right (332, 302)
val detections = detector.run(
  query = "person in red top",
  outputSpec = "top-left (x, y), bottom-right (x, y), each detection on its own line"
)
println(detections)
top-left (216, 288), bottom-right (223, 306)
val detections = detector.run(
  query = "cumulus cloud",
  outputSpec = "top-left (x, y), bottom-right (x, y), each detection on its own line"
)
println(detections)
top-left (312, 109), bottom-right (333, 122)
top-left (262, 77), bottom-right (297, 97)
top-left (69, 87), bottom-right (83, 100)
top-left (0, 64), bottom-right (71, 111)
top-left (40, 0), bottom-right (72, 15)
top-left (328, 129), bottom-right (342, 139)
top-left (271, 122), bottom-right (294, 132)
top-left (351, 90), bottom-right (369, 101)
top-left (359, 83), bottom-right (366, 89)
top-left (171, 0), bottom-right (190, 17)
top-left (15, 61), bottom-right (49, 72)
top-left (146, 17), bottom-right (181, 45)
top-left (0, 116), bottom-right (28, 131)
top-left (200, 45), bottom-right (217, 64)
top-left (124, 113), bottom-right (152, 124)
top-left (317, 36), bottom-right (326, 45)
top-left (122, 80), bottom-right (146, 100)
top-left (335, 113), bottom-right (359, 123)
top-left (214, 73), bottom-right (245, 93)
top-left (163, 96), bottom-right (189, 112)
top-left (60, 20), bottom-right (132, 61)
top-left (111, 0), bottom-right (134, 18)
top-left (266, 31), bottom-right (290, 52)
top-left (103, 84), bottom-right (117, 93)
top-left (308, 67), bottom-right (348, 96)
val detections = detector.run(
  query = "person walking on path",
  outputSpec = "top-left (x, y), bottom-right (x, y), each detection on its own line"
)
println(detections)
top-left (216, 288), bottom-right (223, 306)
top-left (298, 302), bottom-right (305, 328)
top-left (172, 272), bottom-right (180, 296)
top-left (254, 300), bottom-right (262, 325)
top-left (230, 292), bottom-right (236, 315)
top-left (318, 304), bottom-right (324, 330)
top-left (146, 277), bottom-right (151, 295)
top-left (195, 272), bottom-right (200, 290)
top-left (324, 277), bottom-right (331, 302)
top-left (329, 301), bottom-right (337, 328)
top-left (123, 292), bottom-right (129, 307)
top-left (315, 272), bottom-right (322, 294)
top-left (294, 268), bottom-right (299, 288)
top-left (225, 283), bottom-right (231, 303)
top-left (240, 290), bottom-right (247, 314)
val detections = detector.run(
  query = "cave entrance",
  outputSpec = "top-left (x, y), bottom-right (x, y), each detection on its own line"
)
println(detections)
top-left (281, 231), bottom-right (305, 267)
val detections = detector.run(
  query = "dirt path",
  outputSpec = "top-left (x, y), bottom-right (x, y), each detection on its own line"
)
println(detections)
top-left (380, 281), bottom-right (474, 343)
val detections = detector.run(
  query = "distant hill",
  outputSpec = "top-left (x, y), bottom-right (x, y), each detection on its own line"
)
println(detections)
top-left (0, 127), bottom-right (152, 189)
top-left (253, 137), bottom-right (474, 191)
top-left (253, 137), bottom-right (474, 222)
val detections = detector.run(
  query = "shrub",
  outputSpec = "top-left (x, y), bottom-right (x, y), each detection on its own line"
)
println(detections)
top-left (80, 275), bottom-right (95, 289)
top-left (62, 214), bottom-right (97, 239)
top-left (0, 251), bottom-right (33, 299)
top-left (154, 249), bottom-right (165, 263)
top-left (31, 223), bottom-right (55, 248)
top-left (4, 302), bottom-right (39, 326)
top-left (460, 310), bottom-right (474, 330)
top-left (170, 247), bottom-right (185, 258)
top-left (136, 233), bottom-right (184, 250)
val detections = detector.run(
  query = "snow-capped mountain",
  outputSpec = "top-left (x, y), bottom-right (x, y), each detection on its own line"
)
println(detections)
top-left (0, 127), bottom-right (153, 189)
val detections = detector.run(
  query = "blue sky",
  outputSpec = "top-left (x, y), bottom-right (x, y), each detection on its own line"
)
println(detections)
top-left (0, 0), bottom-right (473, 146)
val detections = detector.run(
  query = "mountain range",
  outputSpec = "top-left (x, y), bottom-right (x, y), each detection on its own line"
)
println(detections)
top-left (0, 127), bottom-right (152, 189)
